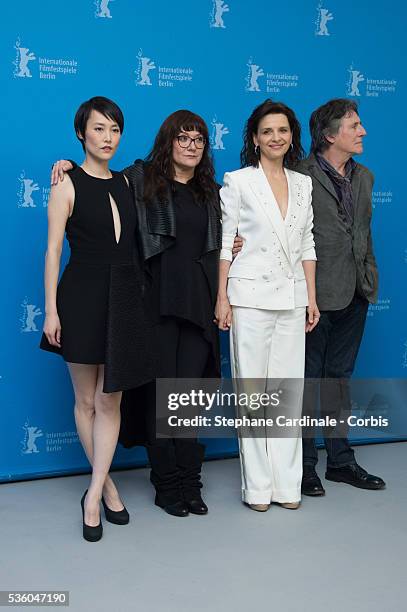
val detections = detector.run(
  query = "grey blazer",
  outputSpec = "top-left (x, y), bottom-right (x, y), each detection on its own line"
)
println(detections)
top-left (296, 154), bottom-right (378, 310)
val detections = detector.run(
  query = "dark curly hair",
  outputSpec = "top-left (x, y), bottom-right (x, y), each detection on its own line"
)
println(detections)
top-left (144, 109), bottom-right (218, 207)
top-left (240, 99), bottom-right (304, 169)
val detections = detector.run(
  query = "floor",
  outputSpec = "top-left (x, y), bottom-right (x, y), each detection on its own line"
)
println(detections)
top-left (0, 442), bottom-right (405, 612)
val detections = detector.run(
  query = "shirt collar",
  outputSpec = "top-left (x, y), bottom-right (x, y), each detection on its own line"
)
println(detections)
top-left (316, 153), bottom-right (356, 181)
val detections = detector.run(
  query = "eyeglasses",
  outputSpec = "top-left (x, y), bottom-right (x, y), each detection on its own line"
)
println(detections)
top-left (176, 134), bottom-right (206, 149)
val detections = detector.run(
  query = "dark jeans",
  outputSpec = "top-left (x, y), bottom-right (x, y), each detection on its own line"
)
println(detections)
top-left (146, 317), bottom-right (210, 505)
top-left (302, 293), bottom-right (369, 469)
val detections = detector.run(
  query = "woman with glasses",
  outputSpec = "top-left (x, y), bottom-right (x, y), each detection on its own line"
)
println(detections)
top-left (51, 110), bottom-right (223, 518)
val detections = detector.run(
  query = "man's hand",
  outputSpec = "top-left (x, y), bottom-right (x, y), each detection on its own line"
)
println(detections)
top-left (51, 160), bottom-right (73, 186)
top-left (232, 235), bottom-right (243, 258)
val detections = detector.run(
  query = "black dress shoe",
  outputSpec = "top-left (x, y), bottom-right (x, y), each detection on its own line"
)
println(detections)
top-left (155, 498), bottom-right (189, 517)
top-left (185, 498), bottom-right (208, 515)
top-left (81, 490), bottom-right (103, 542)
top-left (325, 463), bottom-right (386, 490)
top-left (301, 466), bottom-right (325, 496)
top-left (102, 497), bottom-right (130, 525)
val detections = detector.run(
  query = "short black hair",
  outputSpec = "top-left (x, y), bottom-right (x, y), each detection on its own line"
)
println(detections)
top-left (310, 98), bottom-right (358, 154)
top-left (240, 99), bottom-right (304, 169)
top-left (74, 96), bottom-right (124, 151)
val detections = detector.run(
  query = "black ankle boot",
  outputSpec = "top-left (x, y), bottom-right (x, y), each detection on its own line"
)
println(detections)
top-left (184, 496), bottom-right (208, 515)
top-left (175, 440), bottom-right (207, 513)
top-left (154, 495), bottom-right (189, 517)
top-left (147, 442), bottom-right (186, 516)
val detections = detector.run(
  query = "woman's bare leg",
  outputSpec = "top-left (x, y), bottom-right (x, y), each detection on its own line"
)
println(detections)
top-left (68, 363), bottom-right (123, 506)
top-left (68, 363), bottom-right (123, 526)
top-left (84, 365), bottom-right (122, 525)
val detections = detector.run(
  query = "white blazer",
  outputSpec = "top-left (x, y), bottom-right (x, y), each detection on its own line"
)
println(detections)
top-left (220, 164), bottom-right (316, 310)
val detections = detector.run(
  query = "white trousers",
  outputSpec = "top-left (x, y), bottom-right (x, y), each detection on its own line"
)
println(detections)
top-left (230, 306), bottom-right (306, 504)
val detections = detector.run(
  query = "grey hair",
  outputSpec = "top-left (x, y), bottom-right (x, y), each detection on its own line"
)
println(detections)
top-left (310, 99), bottom-right (358, 154)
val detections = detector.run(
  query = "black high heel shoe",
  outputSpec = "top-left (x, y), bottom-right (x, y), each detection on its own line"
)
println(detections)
top-left (80, 490), bottom-right (103, 542)
top-left (101, 497), bottom-right (130, 525)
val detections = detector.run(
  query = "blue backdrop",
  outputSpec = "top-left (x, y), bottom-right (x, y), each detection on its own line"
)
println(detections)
top-left (1, 0), bottom-right (406, 482)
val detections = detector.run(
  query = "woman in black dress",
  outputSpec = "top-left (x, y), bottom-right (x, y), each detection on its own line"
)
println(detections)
top-left (41, 97), bottom-right (153, 541)
top-left (52, 110), bottom-right (223, 517)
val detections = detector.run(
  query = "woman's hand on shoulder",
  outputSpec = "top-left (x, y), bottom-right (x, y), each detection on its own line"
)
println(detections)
top-left (214, 295), bottom-right (232, 331)
top-left (306, 302), bottom-right (320, 333)
top-left (43, 313), bottom-right (62, 347)
top-left (51, 160), bottom-right (73, 186)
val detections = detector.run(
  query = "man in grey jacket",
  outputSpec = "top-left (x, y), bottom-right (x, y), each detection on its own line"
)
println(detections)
top-left (297, 99), bottom-right (385, 495)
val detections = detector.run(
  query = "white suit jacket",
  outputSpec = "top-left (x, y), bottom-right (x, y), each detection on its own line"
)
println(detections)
top-left (220, 164), bottom-right (316, 310)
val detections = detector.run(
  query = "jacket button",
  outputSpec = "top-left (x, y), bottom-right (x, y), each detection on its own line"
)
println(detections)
top-left (261, 246), bottom-right (268, 252)
top-left (262, 274), bottom-right (269, 280)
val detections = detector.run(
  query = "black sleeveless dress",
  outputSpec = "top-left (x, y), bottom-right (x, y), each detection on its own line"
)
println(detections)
top-left (40, 167), bottom-right (155, 393)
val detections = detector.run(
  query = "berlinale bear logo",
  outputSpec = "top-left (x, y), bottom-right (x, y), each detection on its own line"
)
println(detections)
top-left (210, 1), bottom-right (229, 28)
top-left (95, 0), bottom-right (114, 19)
top-left (21, 421), bottom-right (44, 454)
top-left (13, 39), bottom-right (36, 78)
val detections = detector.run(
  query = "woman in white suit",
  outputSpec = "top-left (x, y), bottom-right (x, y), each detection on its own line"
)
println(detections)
top-left (215, 99), bottom-right (320, 511)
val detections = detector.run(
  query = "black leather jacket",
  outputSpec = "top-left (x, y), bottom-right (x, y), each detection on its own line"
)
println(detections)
top-left (123, 159), bottom-right (222, 309)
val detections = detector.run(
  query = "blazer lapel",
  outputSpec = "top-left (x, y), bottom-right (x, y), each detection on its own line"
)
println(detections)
top-left (351, 165), bottom-right (362, 220)
top-left (283, 169), bottom-right (304, 234)
top-left (306, 154), bottom-right (339, 203)
top-left (249, 165), bottom-right (291, 262)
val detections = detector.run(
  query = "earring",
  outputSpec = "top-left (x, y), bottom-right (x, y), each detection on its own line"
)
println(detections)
top-left (290, 143), bottom-right (294, 150)
top-left (255, 145), bottom-right (260, 156)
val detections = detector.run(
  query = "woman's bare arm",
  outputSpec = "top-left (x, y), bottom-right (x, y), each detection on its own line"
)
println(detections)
top-left (43, 178), bottom-right (74, 346)
top-left (215, 260), bottom-right (232, 330)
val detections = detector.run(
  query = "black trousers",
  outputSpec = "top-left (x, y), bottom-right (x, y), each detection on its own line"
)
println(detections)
top-left (146, 317), bottom-right (210, 505)
top-left (302, 293), bottom-right (369, 468)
